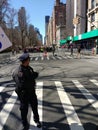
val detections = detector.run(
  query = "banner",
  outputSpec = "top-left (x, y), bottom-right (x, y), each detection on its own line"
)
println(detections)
top-left (0, 26), bottom-right (12, 52)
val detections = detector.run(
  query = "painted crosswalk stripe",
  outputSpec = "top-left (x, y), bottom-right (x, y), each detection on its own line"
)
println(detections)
top-left (55, 81), bottom-right (84, 130)
top-left (41, 57), bottom-right (44, 60)
top-left (72, 80), bottom-right (98, 112)
top-left (62, 56), bottom-right (67, 59)
top-left (0, 91), bottom-right (17, 130)
top-left (30, 82), bottom-right (43, 130)
top-left (57, 56), bottom-right (62, 60)
top-left (47, 56), bottom-right (49, 60)
top-left (0, 86), bottom-right (5, 92)
top-left (35, 57), bottom-right (38, 61)
top-left (90, 79), bottom-right (98, 86)
top-left (52, 56), bottom-right (56, 60)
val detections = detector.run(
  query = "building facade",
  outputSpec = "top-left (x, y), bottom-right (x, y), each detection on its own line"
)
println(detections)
top-left (87, 0), bottom-right (98, 31)
top-left (66, 0), bottom-right (87, 37)
top-left (52, 0), bottom-right (66, 45)
top-left (45, 16), bottom-right (50, 45)
top-left (45, 0), bottom-right (66, 47)
top-left (66, 0), bottom-right (74, 37)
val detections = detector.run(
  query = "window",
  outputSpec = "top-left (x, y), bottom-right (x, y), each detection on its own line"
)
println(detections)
top-left (91, 0), bottom-right (96, 9)
top-left (91, 13), bottom-right (95, 22)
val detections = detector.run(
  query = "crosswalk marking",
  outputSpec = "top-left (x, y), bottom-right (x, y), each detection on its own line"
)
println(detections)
top-left (41, 57), bottom-right (43, 60)
top-left (30, 54), bottom-right (92, 61)
top-left (90, 79), bottom-right (98, 86)
top-left (0, 86), bottom-right (5, 92)
top-left (30, 82), bottom-right (43, 129)
top-left (0, 79), bottom-right (98, 129)
top-left (72, 80), bottom-right (98, 112)
top-left (56, 56), bottom-right (62, 60)
top-left (52, 56), bottom-right (56, 60)
top-left (55, 81), bottom-right (84, 130)
top-left (47, 56), bottom-right (49, 60)
top-left (35, 57), bottom-right (38, 61)
top-left (0, 91), bottom-right (17, 130)
top-left (36, 54), bottom-right (83, 61)
top-left (62, 56), bottom-right (67, 59)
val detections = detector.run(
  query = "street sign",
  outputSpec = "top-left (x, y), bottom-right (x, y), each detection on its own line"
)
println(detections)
top-left (0, 26), bottom-right (12, 52)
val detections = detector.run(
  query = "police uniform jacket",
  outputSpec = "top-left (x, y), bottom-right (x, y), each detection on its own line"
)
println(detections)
top-left (13, 65), bottom-right (38, 94)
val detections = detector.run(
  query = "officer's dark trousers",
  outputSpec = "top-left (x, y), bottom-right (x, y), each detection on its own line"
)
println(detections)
top-left (19, 92), bottom-right (39, 126)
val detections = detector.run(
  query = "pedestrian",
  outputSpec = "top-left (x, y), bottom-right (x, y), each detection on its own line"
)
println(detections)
top-left (12, 53), bottom-right (41, 130)
top-left (70, 45), bottom-right (73, 56)
top-left (77, 45), bottom-right (81, 58)
top-left (52, 44), bottom-right (55, 56)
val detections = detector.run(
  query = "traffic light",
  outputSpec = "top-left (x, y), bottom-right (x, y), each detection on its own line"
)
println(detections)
top-left (78, 17), bottom-right (80, 23)
top-left (73, 18), bottom-right (78, 24)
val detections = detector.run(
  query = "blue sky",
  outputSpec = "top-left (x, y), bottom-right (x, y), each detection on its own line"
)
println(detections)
top-left (9, 0), bottom-right (66, 38)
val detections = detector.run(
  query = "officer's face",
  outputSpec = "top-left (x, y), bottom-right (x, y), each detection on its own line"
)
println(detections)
top-left (22, 58), bottom-right (30, 66)
top-left (26, 58), bottom-right (30, 66)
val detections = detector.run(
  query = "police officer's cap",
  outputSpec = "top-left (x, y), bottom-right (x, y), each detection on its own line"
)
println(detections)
top-left (19, 53), bottom-right (30, 62)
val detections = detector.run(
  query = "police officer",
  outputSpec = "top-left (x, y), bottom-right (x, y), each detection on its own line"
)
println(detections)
top-left (12, 53), bottom-right (41, 130)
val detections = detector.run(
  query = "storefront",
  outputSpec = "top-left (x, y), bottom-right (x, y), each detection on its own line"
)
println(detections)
top-left (73, 29), bottom-right (98, 50)
top-left (60, 29), bottom-right (98, 53)
top-left (60, 39), bottom-right (67, 47)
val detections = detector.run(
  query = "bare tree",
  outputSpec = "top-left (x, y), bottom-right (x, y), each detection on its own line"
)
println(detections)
top-left (0, 0), bottom-right (9, 26)
top-left (5, 8), bottom-right (17, 48)
top-left (18, 7), bottom-right (28, 49)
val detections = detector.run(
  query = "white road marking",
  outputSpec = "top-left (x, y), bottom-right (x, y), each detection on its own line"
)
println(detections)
top-left (0, 86), bottom-right (5, 92)
top-left (41, 57), bottom-right (44, 60)
top-left (35, 57), bottom-right (38, 61)
top-left (57, 56), bottom-right (62, 60)
top-left (72, 80), bottom-right (98, 112)
top-left (55, 81), bottom-right (84, 130)
top-left (52, 56), bottom-right (56, 60)
top-left (90, 79), bottom-right (98, 86)
top-left (30, 82), bottom-right (43, 130)
top-left (47, 56), bottom-right (49, 60)
top-left (0, 91), bottom-right (17, 130)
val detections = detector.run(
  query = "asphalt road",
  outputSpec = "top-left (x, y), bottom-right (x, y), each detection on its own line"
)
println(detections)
top-left (0, 52), bottom-right (98, 130)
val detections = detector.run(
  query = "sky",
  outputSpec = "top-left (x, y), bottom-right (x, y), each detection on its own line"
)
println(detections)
top-left (9, 0), bottom-right (66, 38)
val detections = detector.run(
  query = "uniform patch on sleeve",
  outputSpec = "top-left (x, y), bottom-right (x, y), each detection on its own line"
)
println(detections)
top-left (18, 72), bottom-right (23, 77)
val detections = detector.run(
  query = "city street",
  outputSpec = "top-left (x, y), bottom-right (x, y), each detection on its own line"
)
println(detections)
top-left (0, 52), bottom-right (98, 130)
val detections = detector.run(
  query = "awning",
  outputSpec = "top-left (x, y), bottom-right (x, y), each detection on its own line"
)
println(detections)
top-left (66, 36), bottom-right (73, 41)
top-left (73, 29), bottom-right (98, 42)
top-left (60, 39), bottom-right (67, 46)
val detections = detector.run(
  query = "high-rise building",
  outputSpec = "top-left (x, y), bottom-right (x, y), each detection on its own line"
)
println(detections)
top-left (52, 0), bottom-right (66, 44)
top-left (45, 16), bottom-right (50, 45)
top-left (66, 0), bottom-right (74, 37)
top-left (45, 0), bottom-right (66, 46)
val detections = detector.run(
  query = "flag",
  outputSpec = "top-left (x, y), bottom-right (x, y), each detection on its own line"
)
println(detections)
top-left (0, 26), bottom-right (12, 52)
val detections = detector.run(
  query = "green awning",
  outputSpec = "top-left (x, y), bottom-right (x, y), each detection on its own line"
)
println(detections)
top-left (66, 36), bottom-right (73, 41)
top-left (60, 39), bottom-right (67, 46)
top-left (73, 29), bottom-right (98, 42)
